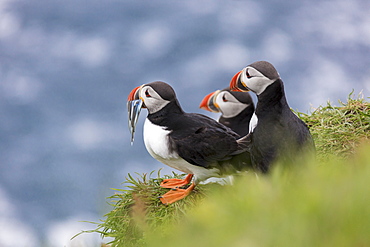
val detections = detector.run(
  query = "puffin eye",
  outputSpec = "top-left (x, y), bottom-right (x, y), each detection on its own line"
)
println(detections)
top-left (222, 94), bottom-right (228, 102)
top-left (246, 69), bottom-right (252, 79)
top-left (145, 89), bottom-right (151, 97)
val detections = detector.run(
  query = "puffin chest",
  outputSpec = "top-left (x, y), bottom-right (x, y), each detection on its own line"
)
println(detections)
top-left (143, 118), bottom-right (178, 160)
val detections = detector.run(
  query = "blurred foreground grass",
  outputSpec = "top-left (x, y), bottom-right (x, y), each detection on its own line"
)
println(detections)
top-left (149, 145), bottom-right (370, 247)
top-left (77, 93), bottom-right (370, 246)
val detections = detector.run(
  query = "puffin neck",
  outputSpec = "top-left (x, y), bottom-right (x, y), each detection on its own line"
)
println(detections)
top-left (147, 99), bottom-right (184, 126)
top-left (220, 103), bottom-right (254, 122)
top-left (255, 79), bottom-right (289, 114)
top-left (219, 104), bottom-right (255, 137)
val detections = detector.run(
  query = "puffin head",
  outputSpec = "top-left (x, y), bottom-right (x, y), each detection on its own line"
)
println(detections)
top-left (200, 87), bottom-right (254, 118)
top-left (128, 81), bottom-right (176, 114)
top-left (230, 61), bottom-right (280, 95)
top-left (127, 81), bottom-right (177, 144)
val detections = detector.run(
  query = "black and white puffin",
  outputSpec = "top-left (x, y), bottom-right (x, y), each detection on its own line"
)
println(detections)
top-left (199, 87), bottom-right (255, 137)
top-left (127, 81), bottom-right (251, 204)
top-left (229, 61), bottom-right (315, 172)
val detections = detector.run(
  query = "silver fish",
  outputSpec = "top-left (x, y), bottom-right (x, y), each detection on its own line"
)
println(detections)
top-left (127, 99), bottom-right (143, 145)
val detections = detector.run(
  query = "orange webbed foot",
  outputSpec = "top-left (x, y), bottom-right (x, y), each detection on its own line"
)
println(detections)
top-left (160, 174), bottom-right (193, 188)
top-left (159, 183), bottom-right (196, 205)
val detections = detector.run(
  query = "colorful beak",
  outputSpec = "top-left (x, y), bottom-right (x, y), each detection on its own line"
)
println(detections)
top-left (127, 85), bottom-right (142, 101)
top-left (199, 90), bottom-right (221, 113)
top-left (127, 85), bottom-right (144, 145)
top-left (229, 70), bottom-right (249, 92)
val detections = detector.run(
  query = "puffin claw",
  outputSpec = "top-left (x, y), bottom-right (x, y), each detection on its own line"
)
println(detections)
top-left (159, 183), bottom-right (196, 204)
top-left (160, 174), bottom-right (194, 189)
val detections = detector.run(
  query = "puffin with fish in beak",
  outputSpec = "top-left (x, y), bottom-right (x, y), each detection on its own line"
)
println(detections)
top-left (127, 81), bottom-right (251, 204)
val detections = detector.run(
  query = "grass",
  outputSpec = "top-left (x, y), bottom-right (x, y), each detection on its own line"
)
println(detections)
top-left (148, 146), bottom-right (370, 247)
top-left (75, 171), bottom-right (219, 246)
top-left (76, 93), bottom-right (370, 246)
top-left (295, 92), bottom-right (370, 161)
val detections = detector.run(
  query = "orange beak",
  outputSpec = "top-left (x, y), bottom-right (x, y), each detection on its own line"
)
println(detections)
top-left (127, 85), bottom-right (142, 101)
top-left (229, 70), bottom-right (248, 92)
top-left (199, 91), bottom-right (220, 113)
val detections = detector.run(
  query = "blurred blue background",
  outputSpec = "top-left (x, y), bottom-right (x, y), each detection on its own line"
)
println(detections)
top-left (0, 0), bottom-right (369, 246)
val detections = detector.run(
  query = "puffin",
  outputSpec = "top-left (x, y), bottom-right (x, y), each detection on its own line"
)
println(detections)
top-left (127, 81), bottom-right (251, 204)
top-left (199, 87), bottom-right (255, 137)
top-left (229, 61), bottom-right (315, 172)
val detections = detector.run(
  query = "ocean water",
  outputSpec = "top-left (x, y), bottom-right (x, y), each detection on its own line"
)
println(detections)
top-left (0, 0), bottom-right (369, 245)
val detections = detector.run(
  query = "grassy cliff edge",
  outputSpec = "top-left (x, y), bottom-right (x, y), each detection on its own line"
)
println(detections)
top-left (76, 93), bottom-right (370, 247)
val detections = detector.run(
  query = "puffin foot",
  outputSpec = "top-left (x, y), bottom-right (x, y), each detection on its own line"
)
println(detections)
top-left (159, 183), bottom-right (196, 205)
top-left (160, 174), bottom-right (193, 188)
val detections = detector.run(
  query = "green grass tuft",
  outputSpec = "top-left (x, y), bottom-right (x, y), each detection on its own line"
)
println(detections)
top-left (77, 93), bottom-right (370, 246)
top-left (74, 171), bottom-right (219, 246)
top-left (295, 92), bottom-right (370, 161)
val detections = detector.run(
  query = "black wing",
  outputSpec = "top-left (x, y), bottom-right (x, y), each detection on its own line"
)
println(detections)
top-left (168, 113), bottom-right (240, 168)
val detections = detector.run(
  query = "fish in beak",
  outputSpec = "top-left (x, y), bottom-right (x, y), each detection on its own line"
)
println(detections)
top-left (229, 70), bottom-right (249, 92)
top-left (199, 90), bottom-right (221, 112)
top-left (127, 85), bottom-right (144, 145)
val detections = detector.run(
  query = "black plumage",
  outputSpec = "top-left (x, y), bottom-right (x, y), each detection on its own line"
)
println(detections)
top-left (147, 99), bottom-right (244, 172)
top-left (250, 79), bottom-right (314, 172)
